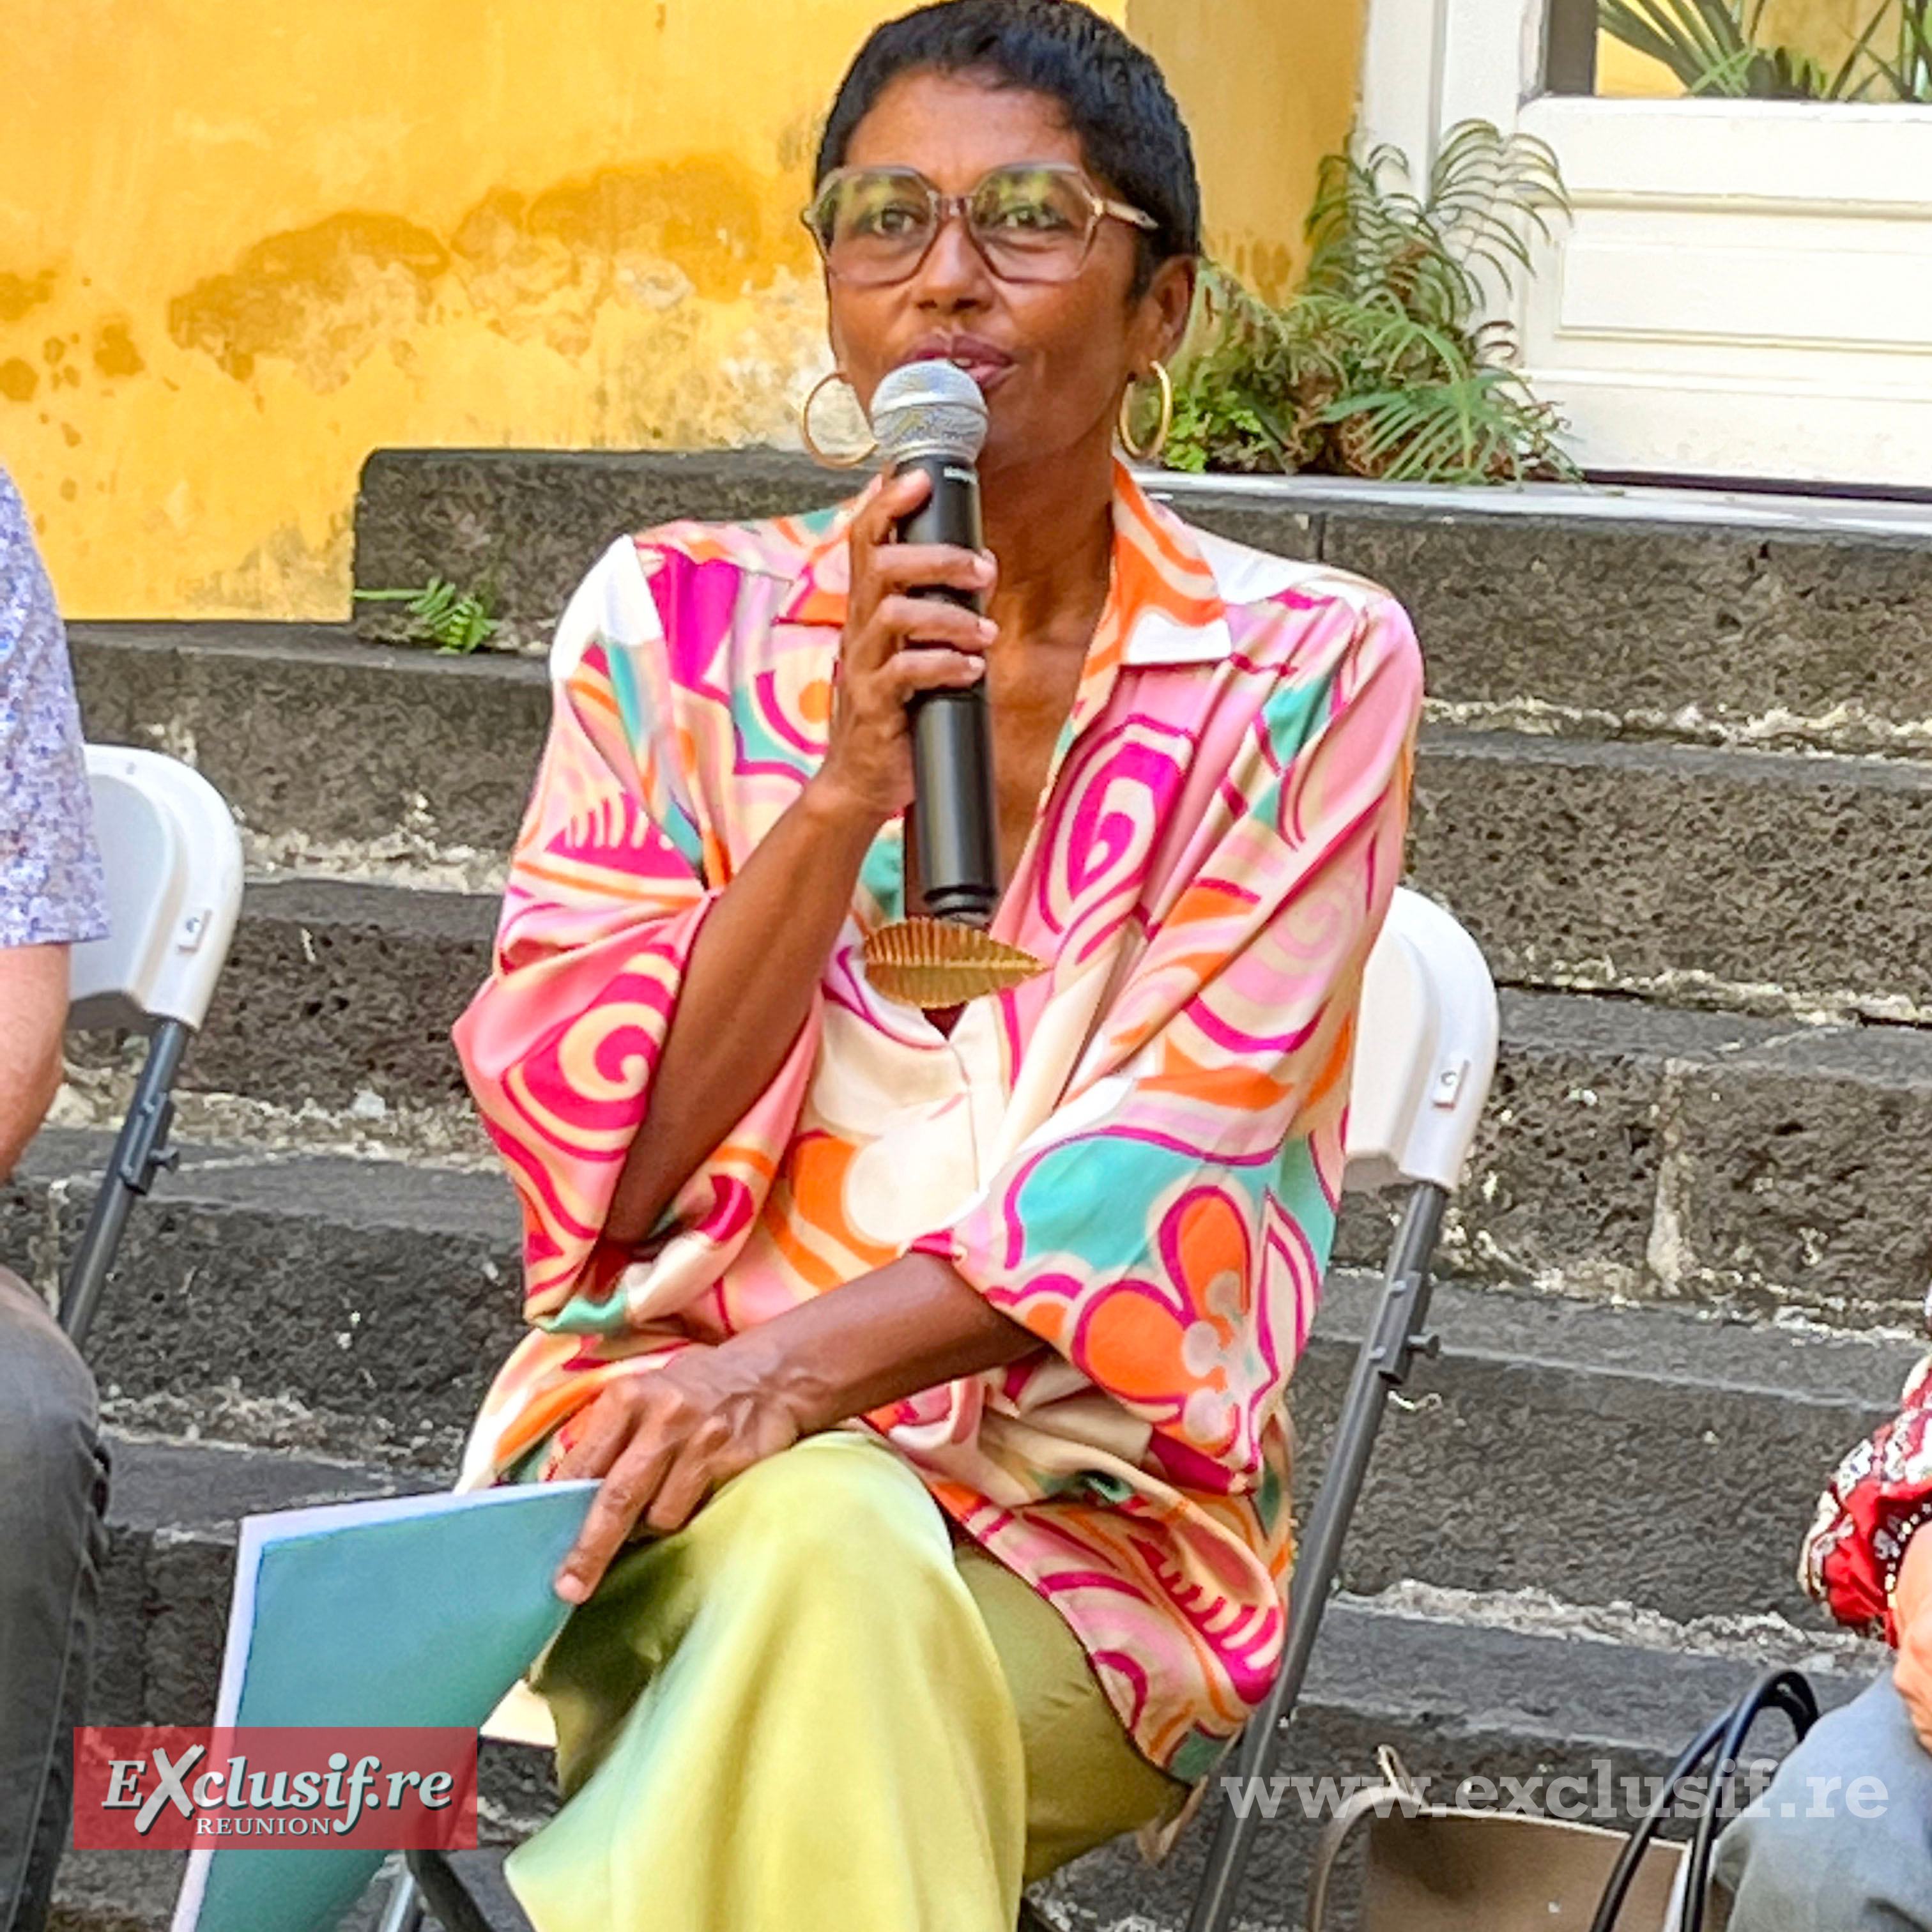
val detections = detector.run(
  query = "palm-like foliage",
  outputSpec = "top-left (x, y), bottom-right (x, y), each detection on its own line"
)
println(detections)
top-left (1600, 0), bottom-right (1932, 100)
top-left (1167, 122), bottom-right (1575, 486)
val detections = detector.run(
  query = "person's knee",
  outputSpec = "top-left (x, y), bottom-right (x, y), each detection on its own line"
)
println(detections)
top-left (1715, 1677), bottom-right (1932, 1931)
top-left (703, 1434), bottom-right (954, 1600)
top-left (0, 1269), bottom-right (103, 1528)
top-left (1719, 1804), bottom-right (1883, 1928)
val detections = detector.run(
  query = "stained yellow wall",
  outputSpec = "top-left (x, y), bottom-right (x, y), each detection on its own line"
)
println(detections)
top-left (1597, 36), bottom-right (1684, 96)
top-left (1, 0), bottom-right (1356, 621)
top-left (1131, 0), bottom-right (1368, 303)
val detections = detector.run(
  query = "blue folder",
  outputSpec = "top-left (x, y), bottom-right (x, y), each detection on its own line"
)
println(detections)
top-left (169, 1480), bottom-right (598, 1932)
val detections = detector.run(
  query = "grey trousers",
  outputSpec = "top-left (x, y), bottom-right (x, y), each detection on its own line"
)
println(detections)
top-left (1713, 1671), bottom-right (1932, 1930)
top-left (0, 1268), bottom-right (108, 1932)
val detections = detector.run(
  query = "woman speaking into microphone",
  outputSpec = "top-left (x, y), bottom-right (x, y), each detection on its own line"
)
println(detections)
top-left (452, 4), bottom-right (1423, 1926)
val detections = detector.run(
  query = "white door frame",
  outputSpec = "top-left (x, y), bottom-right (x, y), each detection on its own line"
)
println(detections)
top-left (1361, 0), bottom-right (1542, 181)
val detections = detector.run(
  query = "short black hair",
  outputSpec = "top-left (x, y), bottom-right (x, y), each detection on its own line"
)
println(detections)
top-left (815, 0), bottom-right (1202, 290)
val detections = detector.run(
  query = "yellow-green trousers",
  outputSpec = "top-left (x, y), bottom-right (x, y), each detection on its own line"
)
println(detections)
top-left (505, 1430), bottom-right (1186, 1932)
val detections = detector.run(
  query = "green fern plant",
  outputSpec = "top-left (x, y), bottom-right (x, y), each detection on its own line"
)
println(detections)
top-left (1599, 0), bottom-right (1932, 100)
top-left (1168, 122), bottom-right (1576, 486)
top-left (353, 577), bottom-right (501, 653)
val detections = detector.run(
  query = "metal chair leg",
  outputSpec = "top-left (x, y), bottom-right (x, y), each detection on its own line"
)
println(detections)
top-left (1184, 1181), bottom-right (1448, 1932)
top-left (375, 1864), bottom-right (427, 1932)
top-left (403, 1849), bottom-right (498, 1932)
top-left (59, 1016), bottom-right (188, 1351)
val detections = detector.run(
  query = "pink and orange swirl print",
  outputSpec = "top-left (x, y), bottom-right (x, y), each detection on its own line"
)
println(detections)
top-left (452, 469), bottom-right (1423, 1779)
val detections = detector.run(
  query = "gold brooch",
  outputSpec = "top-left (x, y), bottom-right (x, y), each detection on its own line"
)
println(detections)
top-left (862, 918), bottom-right (1046, 1009)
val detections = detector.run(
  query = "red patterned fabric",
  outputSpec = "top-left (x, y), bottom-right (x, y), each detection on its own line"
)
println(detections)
top-left (1804, 1346), bottom-right (1932, 1643)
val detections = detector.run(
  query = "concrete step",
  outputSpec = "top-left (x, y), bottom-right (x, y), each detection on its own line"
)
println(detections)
top-left (352, 447), bottom-right (1932, 752)
top-left (16, 1129), bottom-right (1917, 1630)
top-left (57, 1439), bottom-right (539, 1932)
top-left (1268, 480), bottom-right (1932, 760)
top-left (1296, 1269), bottom-right (1913, 1630)
top-left (68, 620), bottom-right (545, 875)
top-left (59, 866), bottom-right (1932, 1320)
top-left (58, 874), bottom-right (491, 1130)
top-left (91, 1432), bottom-right (418, 1728)
top-left (8, 1130), bottom-right (524, 1468)
top-left (165, 875), bottom-right (492, 1112)
top-left (52, 1848), bottom-right (532, 1932)
top-left (1351, 985), bottom-right (1932, 1326)
top-left (352, 448), bottom-right (854, 653)
top-left (1414, 728), bottom-right (1932, 1020)
top-left (1049, 1596), bottom-right (1872, 1932)
top-left (63, 1431), bottom-right (1882, 1932)
top-left (73, 620), bottom-right (1932, 1015)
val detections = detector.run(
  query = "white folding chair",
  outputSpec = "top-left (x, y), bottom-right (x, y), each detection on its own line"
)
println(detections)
top-left (59, 745), bottom-right (244, 1352)
top-left (386, 887), bottom-right (1499, 1932)
top-left (1188, 886), bottom-right (1499, 1931)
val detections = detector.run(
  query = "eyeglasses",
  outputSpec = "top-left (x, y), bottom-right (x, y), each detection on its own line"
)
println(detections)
top-left (802, 162), bottom-right (1158, 288)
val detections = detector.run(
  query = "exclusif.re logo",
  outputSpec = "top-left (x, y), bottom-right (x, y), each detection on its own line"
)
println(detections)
top-left (73, 1727), bottom-right (479, 1851)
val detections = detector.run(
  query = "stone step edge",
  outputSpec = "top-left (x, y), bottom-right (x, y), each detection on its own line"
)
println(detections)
top-left (19, 1082), bottom-right (1932, 1383)
top-left (366, 443), bottom-right (1932, 542)
top-left (28, 1153), bottom-right (1903, 1472)
top-left (67, 618), bottom-right (544, 686)
top-left (66, 862), bottom-right (1932, 1058)
top-left (92, 1423), bottom-right (1881, 1709)
top-left (94, 1438), bottom-right (1889, 1782)
top-left (31, 1136), bottom-right (1911, 1641)
top-left (77, 859), bottom-right (1932, 1081)
top-left (97, 1426), bottom-right (1887, 1680)
top-left (72, 617), bottom-right (1932, 765)
top-left (1146, 464), bottom-right (1932, 540)
top-left (72, 616), bottom-right (1932, 783)
top-left (54, 1584), bottom-right (1881, 1932)
top-left (70, 627), bottom-right (1932, 1026)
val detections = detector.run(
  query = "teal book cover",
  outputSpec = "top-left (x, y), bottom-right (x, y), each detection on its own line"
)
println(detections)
top-left (169, 1480), bottom-right (597, 1932)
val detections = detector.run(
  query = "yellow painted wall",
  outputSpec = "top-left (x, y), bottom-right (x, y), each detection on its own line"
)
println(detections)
top-left (1597, 36), bottom-right (1685, 96)
top-left (1131, 0), bottom-right (1368, 304)
top-left (1, 0), bottom-right (1356, 621)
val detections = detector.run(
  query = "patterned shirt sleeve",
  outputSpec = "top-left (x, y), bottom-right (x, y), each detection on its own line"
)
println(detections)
top-left (1802, 1326), bottom-right (1932, 1643)
top-left (0, 468), bottom-right (108, 949)
top-left (453, 536), bottom-right (820, 1332)
top-left (908, 588), bottom-right (1422, 1482)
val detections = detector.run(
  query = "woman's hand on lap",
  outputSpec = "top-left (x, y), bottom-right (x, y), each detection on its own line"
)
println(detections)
top-left (806, 466), bottom-right (996, 829)
top-left (551, 1346), bottom-right (807, 1604)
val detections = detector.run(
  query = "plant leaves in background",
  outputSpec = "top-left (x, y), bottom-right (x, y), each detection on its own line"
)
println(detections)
top-left (1169, 120), bottom-right (1579, 485)
top-left (353, 578), bottom-right (501, 653)
top-left (1599, 0), bottom-right (1932, 100)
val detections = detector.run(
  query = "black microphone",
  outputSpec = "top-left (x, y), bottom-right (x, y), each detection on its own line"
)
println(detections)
top-left (868, 360), bottom-right (999, 928)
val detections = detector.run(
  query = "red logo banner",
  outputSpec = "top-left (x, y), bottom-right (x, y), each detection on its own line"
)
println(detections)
top-left (73, 1728), bottom-right (479, 1851)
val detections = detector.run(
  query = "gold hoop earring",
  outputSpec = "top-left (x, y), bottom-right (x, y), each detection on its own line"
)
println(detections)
top-left (1117, 360), bottom-right (1174, 465)
top-left (799, 369), bottom-right (877, 470)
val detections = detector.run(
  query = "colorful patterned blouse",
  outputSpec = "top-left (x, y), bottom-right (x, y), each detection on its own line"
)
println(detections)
top-left (1804, 1321), bottom-right (1932, 1644)
top-left (454, 463), bottom-right (1422, 1778)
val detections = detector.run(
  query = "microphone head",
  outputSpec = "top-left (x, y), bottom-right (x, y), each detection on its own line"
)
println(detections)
top-left (870, 359), bottom-right (988, 466)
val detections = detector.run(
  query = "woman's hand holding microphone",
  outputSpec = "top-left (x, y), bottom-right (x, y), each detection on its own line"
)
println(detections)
top-left (806, 468), bottom-right (997, 831)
